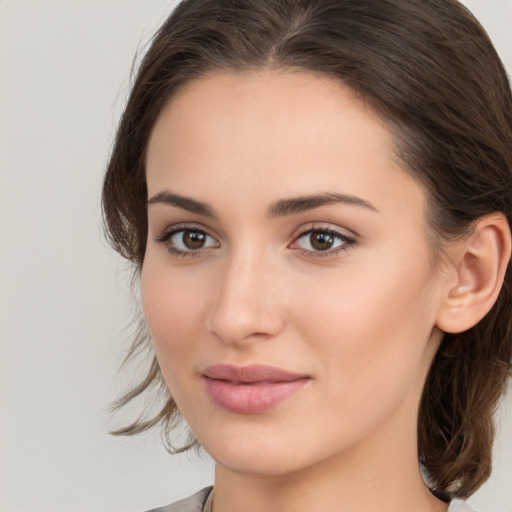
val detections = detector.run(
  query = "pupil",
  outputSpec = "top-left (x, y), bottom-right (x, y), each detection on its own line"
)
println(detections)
top-left (184, 230), bottom-right (206, 249)
top-left (311, 232), bottom-right (334, 251)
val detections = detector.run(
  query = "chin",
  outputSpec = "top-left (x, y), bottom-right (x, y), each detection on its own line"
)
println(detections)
top-left (209, 445), bottom-right (308, 477)
top-left (195, 421), bottom-right (346, 479)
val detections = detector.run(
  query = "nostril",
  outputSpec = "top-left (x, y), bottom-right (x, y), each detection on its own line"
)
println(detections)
top-left (206, 297), bottom-right (285, 346)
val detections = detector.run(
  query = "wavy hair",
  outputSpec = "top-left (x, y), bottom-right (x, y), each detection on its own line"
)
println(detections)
top-left (102, 0), bottom-right (512, 498)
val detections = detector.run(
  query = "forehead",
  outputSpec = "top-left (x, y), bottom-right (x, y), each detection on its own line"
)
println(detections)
top-left (148, 69), bottom-right (385, 165)
top-left (146, 69), bottom-right (425, 220)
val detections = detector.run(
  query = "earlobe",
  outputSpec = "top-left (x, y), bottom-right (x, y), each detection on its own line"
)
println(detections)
top-left (436, 213), bottom-right (511, 334)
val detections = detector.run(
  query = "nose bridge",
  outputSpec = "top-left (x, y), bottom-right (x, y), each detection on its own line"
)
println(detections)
top-left (207, 242), bottom-right (284, 344)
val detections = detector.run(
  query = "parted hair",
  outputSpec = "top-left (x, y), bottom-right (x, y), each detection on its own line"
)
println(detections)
top-left (102, 0), bottom-right (512, 499)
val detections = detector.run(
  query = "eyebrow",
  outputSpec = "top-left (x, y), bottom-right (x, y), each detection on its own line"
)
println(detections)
top-left (267, 192), bottom-right (379, 217)
top-left (147, 191), bottom-right (215, 217)
top-left (147, 190), bottom-right (379, 217)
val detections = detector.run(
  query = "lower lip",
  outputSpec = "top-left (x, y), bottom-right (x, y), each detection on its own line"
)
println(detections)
top-left (204, 378), bottom-right (309, 414)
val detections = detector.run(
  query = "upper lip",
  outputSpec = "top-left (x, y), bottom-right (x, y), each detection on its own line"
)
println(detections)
top-left (202, 364), bottom-right (309, 383)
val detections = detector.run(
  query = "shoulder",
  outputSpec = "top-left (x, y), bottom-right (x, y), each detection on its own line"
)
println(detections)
top-left (145, 487), bottom-right (213, 512)
top-left (448, 499), bottom-right (481, 512)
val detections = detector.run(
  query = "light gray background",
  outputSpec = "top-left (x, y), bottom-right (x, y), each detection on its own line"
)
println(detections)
top-left (1, 1), bottom-right (511, 511)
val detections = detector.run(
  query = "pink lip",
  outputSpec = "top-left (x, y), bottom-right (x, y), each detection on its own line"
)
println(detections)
top-left (202, 364), bottom-right (310, 414)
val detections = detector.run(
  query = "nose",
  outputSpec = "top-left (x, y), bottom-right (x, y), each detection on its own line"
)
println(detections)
top-left (206, 248), bottom-right (286, 346)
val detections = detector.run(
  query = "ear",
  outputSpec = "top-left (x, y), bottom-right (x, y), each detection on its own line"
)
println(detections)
top-left (436, 213), bottom-right (511, 334)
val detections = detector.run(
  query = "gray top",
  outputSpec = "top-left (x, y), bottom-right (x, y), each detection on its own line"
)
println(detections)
top-left (145, 487), bottom-right (480, 512)
top-left (146, 487), bottom-right (212, 512)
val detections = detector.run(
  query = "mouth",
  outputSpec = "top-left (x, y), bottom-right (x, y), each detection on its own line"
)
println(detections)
top-left (202, 364), bottom-right (310, 414)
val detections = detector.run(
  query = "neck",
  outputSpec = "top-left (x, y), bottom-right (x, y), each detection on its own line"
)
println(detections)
top-left (211, 400), bottom-right (448, 512)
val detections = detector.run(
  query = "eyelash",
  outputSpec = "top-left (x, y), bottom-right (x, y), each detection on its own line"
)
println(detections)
top-left (156, 224), bottom-right (218, 259)
top-left (291, 227), bottom-right (356, 258)
top-left (155, 224), bottom-right (356, 259)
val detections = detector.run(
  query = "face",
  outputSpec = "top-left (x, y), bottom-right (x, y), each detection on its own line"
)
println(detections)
top-left (142, 69), bottom-right (448, 477)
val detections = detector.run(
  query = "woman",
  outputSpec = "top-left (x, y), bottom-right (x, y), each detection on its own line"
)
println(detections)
top-left (102, 1), bottom-right (512, 511)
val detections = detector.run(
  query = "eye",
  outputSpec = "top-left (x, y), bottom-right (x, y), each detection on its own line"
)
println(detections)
top-left (157, 226), bottom-right (219, 256)
top-left (171, 229), bottom-right (216, 251)
top-left (290, 227), bottom-right (355, 256)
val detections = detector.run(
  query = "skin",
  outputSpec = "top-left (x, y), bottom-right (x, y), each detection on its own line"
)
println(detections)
top-left (142, 69), bottom-right (454, 512)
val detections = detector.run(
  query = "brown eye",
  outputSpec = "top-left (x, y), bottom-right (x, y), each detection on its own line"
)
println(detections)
top-left (309, 232), bottom-right (335, 251)
top-left (182, 230), bottom-right (207, 249)
top-left (292, 228), bottom-right (355, 255)
top-left (162, 228), bottom-right (219, 255)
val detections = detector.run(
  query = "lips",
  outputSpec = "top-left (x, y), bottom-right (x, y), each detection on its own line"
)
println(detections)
top-left (202, 364), bottom-right (310, 414)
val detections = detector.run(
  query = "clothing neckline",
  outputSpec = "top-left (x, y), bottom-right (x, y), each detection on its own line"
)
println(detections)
top-left (200, 488), bottom-right (477, 512)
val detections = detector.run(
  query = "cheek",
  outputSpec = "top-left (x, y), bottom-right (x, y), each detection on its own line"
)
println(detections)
top-left (140, 258), bottom-right (214, 415)
top-left (291, 247), bottom-right (438, 395)
top-left (141, 257), bottom-right (205, 368)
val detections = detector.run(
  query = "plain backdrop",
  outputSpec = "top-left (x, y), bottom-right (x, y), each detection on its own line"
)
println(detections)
top-left (1, 1), bottom-right (511, 511)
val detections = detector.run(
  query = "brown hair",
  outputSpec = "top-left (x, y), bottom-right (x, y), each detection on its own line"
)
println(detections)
top-left (102, 0), bottom-right (512, 499)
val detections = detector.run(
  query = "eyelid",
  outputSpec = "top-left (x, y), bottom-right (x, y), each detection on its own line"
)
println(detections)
top-left (155, 222), bottom-right (220, 257)
top-left (155, 222), bottom-right (216, 241)
top-left (289, 222), bottom-right (357, 242)
top-left (288, 223), bottom-right (357, 257)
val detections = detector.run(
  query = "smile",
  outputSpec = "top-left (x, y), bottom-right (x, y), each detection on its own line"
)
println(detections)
top-left (202, 364), bottom-right (311, 414)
